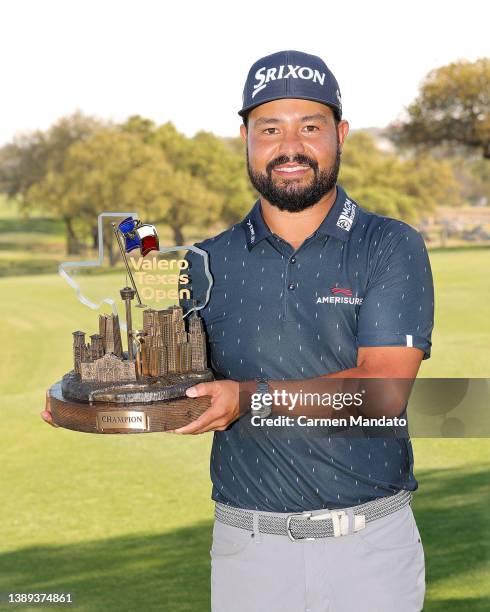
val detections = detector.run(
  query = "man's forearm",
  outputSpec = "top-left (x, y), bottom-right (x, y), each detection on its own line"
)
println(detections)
top-left (239, 365), bottom-right (415, 420)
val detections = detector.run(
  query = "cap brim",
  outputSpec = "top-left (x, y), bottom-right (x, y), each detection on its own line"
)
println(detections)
top-left (238, 95), bottom-right (342, 120)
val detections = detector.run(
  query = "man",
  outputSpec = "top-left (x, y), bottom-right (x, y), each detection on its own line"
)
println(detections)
top-left (43, 50), bottom-right (433, 611)
top-left (175, 50), bottom-right (433, 612)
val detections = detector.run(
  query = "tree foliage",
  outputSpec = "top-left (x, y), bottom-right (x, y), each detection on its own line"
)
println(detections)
top-left (0, 107), bottom-right (479, 256)
top-left (122, 117), bottom-right (254, 228)
top-left (390, 58), bottom-right (490, 158)
top-left (340, 132), bottom-right (463, 222)
top-left (27, 129), bottom-right (174, 257)
top-left (0, 112), bottom-right (105, 202)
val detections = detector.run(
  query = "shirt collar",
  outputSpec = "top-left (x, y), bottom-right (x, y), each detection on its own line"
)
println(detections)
top-left (241, 185), bottom-right (359, 251)
top-left (240, 199), bottom-right (271, 250)
top-left (315, 184), bottom-right (359, 242)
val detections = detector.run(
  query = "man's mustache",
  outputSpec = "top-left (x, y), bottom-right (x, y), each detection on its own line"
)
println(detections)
top-left (266, 154), bottom-right (319, 175)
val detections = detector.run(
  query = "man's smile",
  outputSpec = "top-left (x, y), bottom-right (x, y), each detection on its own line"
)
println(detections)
top-left (272, 163), bottom-right (312, 178)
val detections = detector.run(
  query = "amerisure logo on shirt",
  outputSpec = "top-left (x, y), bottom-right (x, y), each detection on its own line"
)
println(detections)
top-left (316, 287), bottom-right (363, 305)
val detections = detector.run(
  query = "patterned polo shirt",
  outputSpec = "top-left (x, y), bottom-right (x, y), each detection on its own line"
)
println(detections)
top-left (183, 184), bottom-right (434, 512)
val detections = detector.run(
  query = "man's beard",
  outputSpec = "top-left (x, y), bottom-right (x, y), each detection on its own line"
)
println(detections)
top-left (247, 145), bottom-right (341, 213)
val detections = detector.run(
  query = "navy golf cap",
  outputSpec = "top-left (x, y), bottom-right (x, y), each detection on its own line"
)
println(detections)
top-left (239, 50), bottom-right (342, 120)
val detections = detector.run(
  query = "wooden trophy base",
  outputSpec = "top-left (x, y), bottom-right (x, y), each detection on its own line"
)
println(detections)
top-left (46, 381), bottom-right (211, 434)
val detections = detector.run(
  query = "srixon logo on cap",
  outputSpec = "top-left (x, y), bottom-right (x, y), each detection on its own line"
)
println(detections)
top-left (252, 64), bottom-right (326, 99)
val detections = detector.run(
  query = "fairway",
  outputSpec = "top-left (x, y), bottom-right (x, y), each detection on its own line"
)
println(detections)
top-left (1, 247), bottom-right (489, 610)
top-left (421, 247), bottom-right (490, 377)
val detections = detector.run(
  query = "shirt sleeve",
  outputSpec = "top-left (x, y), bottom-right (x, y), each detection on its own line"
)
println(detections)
top-left (356, 222), bottom-right (434, 359)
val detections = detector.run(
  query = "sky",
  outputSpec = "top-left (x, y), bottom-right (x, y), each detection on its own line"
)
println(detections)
top-left (0, 0), bottom-right (489, 145)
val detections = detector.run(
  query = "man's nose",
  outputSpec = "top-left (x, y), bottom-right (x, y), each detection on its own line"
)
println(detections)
top-left (277, 129), bottom-right (306, 157)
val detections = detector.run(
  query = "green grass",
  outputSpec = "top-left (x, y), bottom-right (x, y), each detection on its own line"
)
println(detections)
top-left (0, 198), bottom-right (489, 610)
top-left (420, 247), bottom-right (490, 377)
top-left (0, 198), bottom-right (66, 276)
top-left (410, 445), bottom-right (489, 611)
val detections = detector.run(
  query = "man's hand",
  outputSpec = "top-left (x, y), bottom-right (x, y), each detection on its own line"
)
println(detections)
top-left (173, 380), bottom-right (241, 434)
top-left (40, 392), bottom-right (59, 428)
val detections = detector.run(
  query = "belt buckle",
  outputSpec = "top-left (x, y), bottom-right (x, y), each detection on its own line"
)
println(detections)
top-left (311, 509), bottom-right (367, 537)
top-left (286, 512), bottom-right (314, 542)
top-left (311, 509), bottom-right (346, 538)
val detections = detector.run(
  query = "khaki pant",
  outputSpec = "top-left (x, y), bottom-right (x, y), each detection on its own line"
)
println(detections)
top-left (211, 503), bottom-right (425, 612)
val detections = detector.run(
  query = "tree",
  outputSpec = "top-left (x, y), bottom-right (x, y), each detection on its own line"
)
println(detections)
top-left (390, 58), bottom-right (490, 158)
top-left (187, 131), bottom-right (254, 224)
top-left (0, 112), bottom-right (106, 253)
top-left (157, 170), bottom-right (222, 245)
top-left (27, 127), bottom-right (223, 254)
top-left (27, 129), bottom-right (173, 260)
top-left (122, 121), bottom-right (225, 243)
top-left (120, 115), bottom-right (157, 143)
top-left (0, 111), bottom-right (105, 202)
top-left (340, 131), bottom-right (463, 223)
top-left (450, 156), bottom-right (490, 206)
top-left (149, 124), bottom-right (254, 224)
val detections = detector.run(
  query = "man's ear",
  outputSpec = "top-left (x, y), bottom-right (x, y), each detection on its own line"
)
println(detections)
top-left (240, 123), bottom-right (247, 142)
top-left (337, 120), bottom-right (349, 149)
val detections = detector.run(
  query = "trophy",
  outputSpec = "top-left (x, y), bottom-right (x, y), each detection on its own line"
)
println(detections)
top-left (45, 213), bottom-right (214, 434)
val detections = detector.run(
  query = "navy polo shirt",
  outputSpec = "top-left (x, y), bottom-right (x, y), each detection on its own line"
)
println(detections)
top-left (183, 184), bottom-right (434, 512)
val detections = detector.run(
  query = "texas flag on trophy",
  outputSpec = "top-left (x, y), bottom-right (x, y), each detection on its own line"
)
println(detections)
top-left (118, 217), bottom-right (159, 256)
top-left (136, 223), bottom-right (159, 256)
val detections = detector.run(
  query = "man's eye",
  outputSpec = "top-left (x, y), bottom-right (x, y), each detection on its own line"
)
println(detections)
top-left (303, 125), bottom-right (319, 132)
top-left (263, 128), bottom-right (279, 135)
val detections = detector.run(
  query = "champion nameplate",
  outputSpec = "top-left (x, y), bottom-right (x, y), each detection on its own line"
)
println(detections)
top-left (96, 411), bottom-right (149, 431)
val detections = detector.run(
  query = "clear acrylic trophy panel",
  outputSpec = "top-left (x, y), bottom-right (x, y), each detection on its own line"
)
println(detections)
top-left (58, 212), bottom-right (213, 333)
